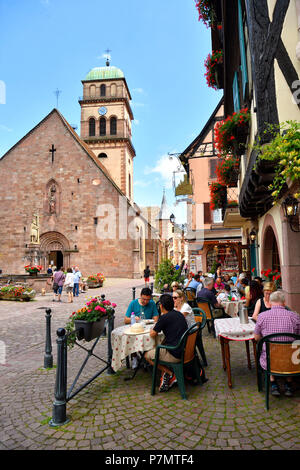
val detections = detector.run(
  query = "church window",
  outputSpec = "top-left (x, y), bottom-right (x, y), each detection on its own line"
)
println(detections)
top-left (77, 178), bottom-right (80, 183)
top-left (110, 117), bottom-right (117, 135)
top-left (94, 218), bottom-right (98, 225)
top-left (89, 118), bottom-right (95, 136)
top-left (100, 117), bottom-right (106, 136)
top-left (98, 153), bottom-right (107, 158)
top-left (100, 84), bottom-right (106, 97)
top-left (75, 225), bottom-right (78, 230)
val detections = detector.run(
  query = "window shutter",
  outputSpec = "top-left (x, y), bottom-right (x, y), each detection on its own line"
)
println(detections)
top-left (204, 203), bottom-right (212, 224)
top-left (238, 0), bottom-right (248, 99)
top-left (233, 71), bottom-right (240, 112)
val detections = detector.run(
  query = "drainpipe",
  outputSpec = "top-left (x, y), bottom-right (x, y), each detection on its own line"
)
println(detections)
top-left (296, 0), bottom-right (300, 60)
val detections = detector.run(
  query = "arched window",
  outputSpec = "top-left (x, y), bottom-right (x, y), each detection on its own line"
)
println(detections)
top-left (100, 117), bottom-right (106, 136)
top-left (110, 117), bottom-right (117, 135)
top-left (100, 84), bottom-right (106, 97)
top-left (98, 153), bottom-right (107, 158)
top-left (89, 118), bottom-right (95, 136)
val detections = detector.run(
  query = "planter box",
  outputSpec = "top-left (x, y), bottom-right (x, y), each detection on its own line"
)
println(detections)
top-left (87, 281), bottom-right (103, 288)
top-left (74, 316), bottom-right (107, 342)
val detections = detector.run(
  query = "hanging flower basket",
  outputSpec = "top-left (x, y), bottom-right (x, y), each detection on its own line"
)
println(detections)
top-left (204, 50), bottom-right (223, 90)
top-left (210, 182), bottom-right (227, 210)
top-left (215, 108), bottom-right (250, 156)
top-left (216, 156), bottom-right (240, 187)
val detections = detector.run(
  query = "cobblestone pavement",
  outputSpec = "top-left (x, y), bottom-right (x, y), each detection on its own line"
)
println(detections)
top-left (0, 277), bottom-right (300, 450)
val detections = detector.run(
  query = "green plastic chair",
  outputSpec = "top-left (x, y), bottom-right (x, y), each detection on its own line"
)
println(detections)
top-left (151, 323), bottom-right (203, 399)
top-left (256, 333), bottom-right (300, 410)
top-left (192, 308), bottom-right (208, 367)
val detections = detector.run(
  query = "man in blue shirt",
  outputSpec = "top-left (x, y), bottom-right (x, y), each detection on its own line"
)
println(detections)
top-left (125, 287), bottom-right (159, 324)
top-left (73, 267), bottom-right (81, 297)
top-left (185, 274), bottom-right (201, 291)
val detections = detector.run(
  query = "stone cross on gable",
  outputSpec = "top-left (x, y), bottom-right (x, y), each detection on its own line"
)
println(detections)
top-left (49, 144), bottom-right (56, 163)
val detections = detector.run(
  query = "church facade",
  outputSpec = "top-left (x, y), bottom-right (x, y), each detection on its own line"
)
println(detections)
top-left (0, 64), bottom-right (160, 278)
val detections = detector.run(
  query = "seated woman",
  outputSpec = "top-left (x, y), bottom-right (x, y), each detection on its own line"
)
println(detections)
top-left (245, 280), bottom-right (263, 316)
top-left (252, 281), bottom-right (275, 321)
top-left (171, 281), bottom-right (180, 292)
top-left (173, 289), bottom-right (195, 328)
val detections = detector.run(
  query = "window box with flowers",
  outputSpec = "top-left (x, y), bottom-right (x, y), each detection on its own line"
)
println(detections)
top-left (204, 50), bottom-right (223, 90)
top-left (66, 297), bottom-right (117, 347)
top-left (254, 121), bottom-right (300, 203)
top-left (216, 156), bottom-right (240, 187)
top-left (210, 182), bottom-right (227, 210)
top-left (195, 0), bottom-right (216, 28)
top-left (87, 273), bottom-right (105, 288)
top-left (215, 108), bottom-right (250, 156)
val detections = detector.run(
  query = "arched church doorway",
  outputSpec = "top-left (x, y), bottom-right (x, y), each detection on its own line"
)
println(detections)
top-left (40, 232), bottom-right (70, 270)
top-left (48, 250), bottom-right (64, 269)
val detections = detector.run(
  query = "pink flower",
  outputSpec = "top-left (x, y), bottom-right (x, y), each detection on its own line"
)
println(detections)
top-left (112, 303), bottom-right (117, 308)
top-left (94, 306), bottom-right (101, 311)
top-left (88, 310), bottom-right (92, 313)
top-left (99, 307), bottom-right (106, 313)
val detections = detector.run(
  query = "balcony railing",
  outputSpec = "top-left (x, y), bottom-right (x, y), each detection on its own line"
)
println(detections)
top-left (221, 187), bottom-right (239, 220)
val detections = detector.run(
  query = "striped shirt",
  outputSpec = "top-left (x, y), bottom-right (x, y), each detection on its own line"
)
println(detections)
top-left (254, 306), bottom-right (300, 370)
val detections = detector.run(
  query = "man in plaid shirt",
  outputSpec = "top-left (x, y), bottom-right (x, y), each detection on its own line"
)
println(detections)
top-left (254, 291), bottom-right (300, 397)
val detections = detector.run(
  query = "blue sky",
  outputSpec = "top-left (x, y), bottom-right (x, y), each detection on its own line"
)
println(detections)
top-left (0, 0), bottom-right (222, 223)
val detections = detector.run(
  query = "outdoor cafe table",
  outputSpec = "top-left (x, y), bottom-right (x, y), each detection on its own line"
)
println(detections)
top-left (214, 317), bottom-right (257, 388)
top-left (111, 324), bottom-right (163, 373)
top-left (221, 299), bottom-right (246, 318)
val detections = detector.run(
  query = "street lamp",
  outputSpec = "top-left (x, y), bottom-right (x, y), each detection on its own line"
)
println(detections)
top-left (282, 195), bottom-right (300, 232)
top-left (250, 229), bottom-right (256, 243)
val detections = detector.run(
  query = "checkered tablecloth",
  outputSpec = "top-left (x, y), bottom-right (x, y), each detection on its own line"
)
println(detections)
top-left (221, 300), bottom-right (246, 318)
top-left (214, 318), bottom-right (256, 341)
top-left (111, 325), bottom-right (163, 372)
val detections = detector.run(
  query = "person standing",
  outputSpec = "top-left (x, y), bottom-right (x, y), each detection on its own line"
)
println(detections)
top-left (64, 268), bottom-right (75, 303)
top-left (52, 267), bottom-right (65, 302)
top-left (143, 265), bottom-right (150, 287)
top-left (73, 267), bottom-right (81, 297)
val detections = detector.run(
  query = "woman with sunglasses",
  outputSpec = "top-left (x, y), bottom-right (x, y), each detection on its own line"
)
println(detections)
top-left (173, 289), bottom-right (195, 328)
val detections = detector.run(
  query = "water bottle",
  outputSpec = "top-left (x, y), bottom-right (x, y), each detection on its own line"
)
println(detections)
top-left (130, 312), bottom-right (136, 325)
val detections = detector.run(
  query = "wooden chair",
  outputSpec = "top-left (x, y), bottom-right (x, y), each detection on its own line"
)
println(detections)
top-left (184, 288), bottom-right (196, 308)
top-left (196, 297), bottom-right (228, 337)
top-left (257, 333), bottom-right (300, 410)
top-left (192, 308), bottom-right (208, 366)
top-left (151, 323), bottom-right (202, 399)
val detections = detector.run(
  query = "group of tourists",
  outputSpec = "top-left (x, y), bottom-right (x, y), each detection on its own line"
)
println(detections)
top-left (51, 266), bottom-right (82, 303)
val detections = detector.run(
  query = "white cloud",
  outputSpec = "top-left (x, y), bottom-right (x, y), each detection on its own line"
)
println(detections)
top-left (133, 119), bottom-right (140, 126)
top-left (144, 153), bottom-right (184, 190)
top-left (131, 101), bottom-right (145, 108)
top-left (132, 88), bottom-right (145, 94)
top-left (0, 124), bottom-right (12, 132)
top-left (134, 179), bottom-right (152, 188)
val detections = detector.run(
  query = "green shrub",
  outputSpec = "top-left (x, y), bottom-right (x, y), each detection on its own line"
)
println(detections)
top-left (154, 259), bottom-right (185, 292)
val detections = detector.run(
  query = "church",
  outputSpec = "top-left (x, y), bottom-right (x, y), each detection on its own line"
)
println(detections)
top-left (0, 62), bottom-right (161, 278)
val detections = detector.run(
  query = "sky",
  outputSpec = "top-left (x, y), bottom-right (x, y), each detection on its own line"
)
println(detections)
top-left (0, 0), bottom-right (222, 224)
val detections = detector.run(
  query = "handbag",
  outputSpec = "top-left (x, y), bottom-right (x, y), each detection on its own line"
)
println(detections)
top-left (53, 282), bottom-right (59, 290)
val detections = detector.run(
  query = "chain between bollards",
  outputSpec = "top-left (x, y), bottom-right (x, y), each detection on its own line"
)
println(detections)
top-left (44, 308), bottom-right (53, 369)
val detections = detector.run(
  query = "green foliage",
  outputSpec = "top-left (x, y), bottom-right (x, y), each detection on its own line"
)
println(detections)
top-left (209, 260), bottom-right (218, 274)
top-left (254, 121), bottom-right (300, 202)
top-left (154, 259), bottom-right (185, 291)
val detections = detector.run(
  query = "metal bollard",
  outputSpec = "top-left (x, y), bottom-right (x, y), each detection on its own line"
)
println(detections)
top-left (132, 287), bottom-right (136, 299)
top-left (49, 328), bottom-right (69, 427)
top-left (150, 282), bottom-right (154, 293)
top-left (44, 308), bottom-right (53, 369)
top-left (107, 311), bottom-right (115, 375)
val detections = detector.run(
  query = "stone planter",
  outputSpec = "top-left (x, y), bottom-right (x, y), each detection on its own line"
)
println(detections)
top-left (74, 316), bottom-right (107, 342)
top-left (87, 281), bottom-right (103, 288)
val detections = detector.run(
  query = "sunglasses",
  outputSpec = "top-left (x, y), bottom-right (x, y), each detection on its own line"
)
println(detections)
top-left (173, 296), bottom-right (179, 299)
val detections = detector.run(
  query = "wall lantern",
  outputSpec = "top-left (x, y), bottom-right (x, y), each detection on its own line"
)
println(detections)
top-left (282, 195), bottom-right (300, 232)
top-left (169, 213), bottom-right (175, 225)
top-left (250, 229), bottom-right (257, 243)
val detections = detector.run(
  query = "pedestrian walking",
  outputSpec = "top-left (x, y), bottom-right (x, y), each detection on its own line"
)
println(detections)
top-left (64, 268), bottom-right (75, 303)
top-left (143, 265), bottom-right (150, 287)
top-left (52, 267), bottom-right (65, 302)
top-left (73, 267), bottom-right (81, 297)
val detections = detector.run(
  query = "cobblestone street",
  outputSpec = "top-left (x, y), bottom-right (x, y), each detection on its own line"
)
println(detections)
top-left (1, 278), bottom-right (300, 451)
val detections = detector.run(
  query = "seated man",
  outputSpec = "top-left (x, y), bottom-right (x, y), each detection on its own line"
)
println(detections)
top-left (254, 290), bottom-right (300, 397)
top-left (214, 276), bottom-right (225, 292)
top-left (145, 294), bottom-right (188, 392)
top-left (185, 274), bottom-right (201, 291)
top-left (197, 277), bottom-right (223, 309)
top-left (217, 284), bottom-right (232, 303)
top-left (125, 287), bottom-right (159, 324)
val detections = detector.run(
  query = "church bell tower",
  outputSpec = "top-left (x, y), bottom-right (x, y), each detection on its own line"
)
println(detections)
top-left (79, 58), bottom-right (135, 200)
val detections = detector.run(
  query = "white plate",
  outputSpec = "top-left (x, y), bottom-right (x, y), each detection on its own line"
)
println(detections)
top-left (144, 320), bottom-right (154, 324)
top-left (124, 328), bottom-right (150, 336)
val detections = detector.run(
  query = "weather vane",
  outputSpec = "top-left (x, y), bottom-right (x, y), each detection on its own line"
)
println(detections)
top-left (54, 88), bottom-right (62, 108)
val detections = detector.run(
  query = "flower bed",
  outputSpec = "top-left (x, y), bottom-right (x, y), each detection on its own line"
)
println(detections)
top-left (66, 296), bottom-right (117, 347)
top-left (215, 108), bottom-right (250, 156)
top-left (204, 50), bottom-right (223, 90)
top-left (0, 285), bottom-right (36, 301)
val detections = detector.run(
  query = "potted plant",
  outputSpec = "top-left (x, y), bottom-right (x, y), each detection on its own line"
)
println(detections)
top-left (215, 108), bottom-right (250, 156)
top-left (0, 285), bottom-right (36, 301)
top-left (195, 0), bottom-right (216, 28)
top-left (204, 50), bottom-right (223, 90)
top-left (24, 265), bottom-right (43, 276)
top-left (210, 182), bottom-right (227, 210)
top-left (66, 297), bottom-right (117, 348)
top-left (216, 156), bottom-right (240, 187)
top-left (87, 273), bottom-right (105, 288)
top-left (154, 259), bottom-right (185, 292)
top-left (261, 269), bottom-right (282, 290)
